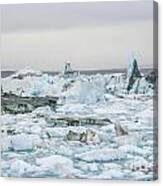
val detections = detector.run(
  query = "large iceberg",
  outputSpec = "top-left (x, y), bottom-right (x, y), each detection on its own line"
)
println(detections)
top-left (127, 52), bottom-right (141, 91)
top-left (1, 60), bottom-right (156, 104)
top-left (62, 78), bottom-right (105, 104)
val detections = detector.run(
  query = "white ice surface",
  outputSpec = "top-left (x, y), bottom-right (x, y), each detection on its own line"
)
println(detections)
top-left (1, 69), bottom-right (156, 180)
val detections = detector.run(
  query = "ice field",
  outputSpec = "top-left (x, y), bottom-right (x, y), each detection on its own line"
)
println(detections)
top-left (1, 60), bottom-right (157, 180)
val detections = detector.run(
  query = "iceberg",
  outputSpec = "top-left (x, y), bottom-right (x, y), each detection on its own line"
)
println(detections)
top-left (62, 78), bottom-right (105, 104)
top-left (127, 52), bottom-right (141, 91)
top-left (1, 60), bottom-right (156, 102)
top-left (12, 67), bottom-right (42, 79)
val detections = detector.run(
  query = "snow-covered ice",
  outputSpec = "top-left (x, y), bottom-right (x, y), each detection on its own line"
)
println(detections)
top-left (1, 64), bottom-right (157, 180)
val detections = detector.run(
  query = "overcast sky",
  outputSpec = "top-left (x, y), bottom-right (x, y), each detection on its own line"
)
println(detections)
top-left (1, 1), bottom-right (154, 71)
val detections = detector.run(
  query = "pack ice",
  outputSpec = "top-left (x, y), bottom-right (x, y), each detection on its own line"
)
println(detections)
top-left (1, 58), bottom-right (157, 180)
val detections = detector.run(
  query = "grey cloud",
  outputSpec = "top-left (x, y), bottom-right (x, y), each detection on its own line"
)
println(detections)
top-left (0, 1), bottom-right (154, 71)
top-left (1, 1), bottom-right (153, 32)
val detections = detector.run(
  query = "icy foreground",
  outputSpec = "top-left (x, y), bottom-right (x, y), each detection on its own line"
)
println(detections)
top-left (1, 63), bottom-right (157, 180)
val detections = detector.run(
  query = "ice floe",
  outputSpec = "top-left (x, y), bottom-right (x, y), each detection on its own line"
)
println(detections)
top-left (1, 63), bottom-right (157, 179)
